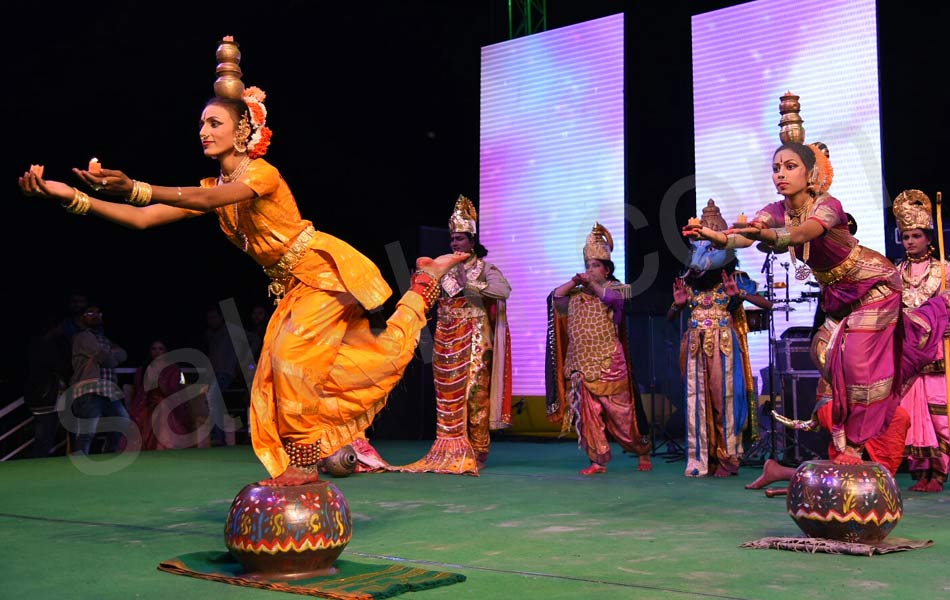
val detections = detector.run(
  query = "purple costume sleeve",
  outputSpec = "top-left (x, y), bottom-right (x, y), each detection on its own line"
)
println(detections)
top-left (602, 287), bottom-right (625, 326)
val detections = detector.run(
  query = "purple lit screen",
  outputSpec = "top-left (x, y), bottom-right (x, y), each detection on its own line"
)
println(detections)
top-left (692, 0), bottom-right (882, 385)
top-left (480, 14), bottom-right (625, 396)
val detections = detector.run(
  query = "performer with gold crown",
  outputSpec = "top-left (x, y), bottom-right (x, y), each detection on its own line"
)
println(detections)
top-left (546, 223), bottom-right (652, 475)
top-left (669, 199), bottom-right (773, 478)
top-left (392, 195), bottom-right (511, 475)
top-left (685, 92), bottom-right (950, 467)
top-left (894, 190), bottom-right (950, 492)
top-left (17, 36), bottom-right (468, 487)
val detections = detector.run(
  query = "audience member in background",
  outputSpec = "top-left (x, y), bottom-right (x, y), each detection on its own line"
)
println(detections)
top-left (24, 314), bottom-right (72, 458)
top-left (129, 339), bottom-right (195, 450)
top-left (203, 304), bottom-right (242, 446)
top-left (546, 223), bottom-right (652, 475)
top-left (60, 291), bottom-right (89, 345)
top-left (245, 302), bottom-right (271, 366)
top-left (69, 303), bottom-right (131, 455)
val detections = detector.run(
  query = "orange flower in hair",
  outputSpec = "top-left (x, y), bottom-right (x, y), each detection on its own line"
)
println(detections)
top-left (807, 142), bottom-right (834, 195)
top-left (243, 86), bottom-right (272, 158)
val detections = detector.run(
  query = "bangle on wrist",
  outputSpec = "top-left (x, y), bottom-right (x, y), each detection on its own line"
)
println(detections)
top-left (64, 188), bottom-right (91, 215)
top-left (127, 180), bottom-right (153, 207)
top-left (772, 227), bottom-right (791, 250)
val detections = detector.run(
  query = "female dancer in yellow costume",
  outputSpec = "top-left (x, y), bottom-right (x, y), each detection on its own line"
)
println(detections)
top-left (17, 37), bottom-right (467, 486)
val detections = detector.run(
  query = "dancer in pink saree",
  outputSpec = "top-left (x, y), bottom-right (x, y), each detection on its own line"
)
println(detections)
top-left (685, 141), bottom-right (950, 466)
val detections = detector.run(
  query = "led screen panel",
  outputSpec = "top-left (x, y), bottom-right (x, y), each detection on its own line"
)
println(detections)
top-left (481, 14), bottom-right (626, 396)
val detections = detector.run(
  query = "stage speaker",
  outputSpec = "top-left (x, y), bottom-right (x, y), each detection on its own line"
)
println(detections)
top-left (773, 338), bottom-right (815, 373)
top-left (779, 372), bottom-right (830, 464)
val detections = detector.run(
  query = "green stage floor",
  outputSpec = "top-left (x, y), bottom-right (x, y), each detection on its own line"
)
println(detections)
top-left (1, 440), bottom-right (947, 599)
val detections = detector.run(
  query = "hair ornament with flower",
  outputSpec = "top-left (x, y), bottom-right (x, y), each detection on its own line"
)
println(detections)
top-left (242, 86), bottom-right (272, 159)
top-left (806, 142), bottom-right (834, 196)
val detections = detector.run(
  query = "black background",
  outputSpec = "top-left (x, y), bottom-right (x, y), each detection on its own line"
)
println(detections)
top-left (5, 1), bottom-right (948, 436)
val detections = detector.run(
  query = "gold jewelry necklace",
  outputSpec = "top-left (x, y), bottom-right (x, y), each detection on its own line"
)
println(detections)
top-left (218, 155), bottom-right (252, 252)
top-left (902, 258), bottom-right (931, 288)
top-left (219, 155), bottom-right (251, 183)
top-left (906, 253), bottom-right (930, 263)
top-left (784, 197), bottom-right (814, 281)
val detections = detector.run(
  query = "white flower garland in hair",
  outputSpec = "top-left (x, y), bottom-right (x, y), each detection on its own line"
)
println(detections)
top-left (243, 86), bottom-right (272, 158)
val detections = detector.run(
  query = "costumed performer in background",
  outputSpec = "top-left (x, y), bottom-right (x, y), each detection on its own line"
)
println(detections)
top-left (669, 199), bottom-right (773, 478)
top-left (894, 189), bottom-right (949, 492)
top-left (546, 223), bottom-right (652, 475)
top-left (392, 195), bottom-right (512, 475)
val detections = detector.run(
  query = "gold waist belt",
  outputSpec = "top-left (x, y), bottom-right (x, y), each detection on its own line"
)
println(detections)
top-left (439, 305), bottom-right (487, 322)
top-left (812, 245), bottom-right (861, 286)
top-left (263, 225), bottom-right (316, 302)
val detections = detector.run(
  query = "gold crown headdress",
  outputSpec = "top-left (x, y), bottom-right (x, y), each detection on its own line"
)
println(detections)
top-left (448, 195), bottom-right (478, 234)
top-left (778, 91), bottom-right (833, 195)
top-left (893, 189), bottom-right (933, 232)
top-left (214, 36), bottom-right (272, 159)
top-left (700, 198), bottom-right (728, 232)
top-left (583, 222), bottom-right (613, 262)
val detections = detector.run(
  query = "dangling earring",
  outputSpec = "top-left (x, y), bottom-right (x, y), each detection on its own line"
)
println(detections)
top-left (233, 115), bottom-right (251, 153)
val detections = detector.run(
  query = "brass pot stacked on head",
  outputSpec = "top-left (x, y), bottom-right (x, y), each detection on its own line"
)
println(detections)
top-left (778, 91), bottom-right (805, 144)
top-left (214, 37), bottom-right (244, 100)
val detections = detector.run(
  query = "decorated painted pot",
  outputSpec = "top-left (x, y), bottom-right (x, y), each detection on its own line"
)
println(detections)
top-left (224, 481), bottom-right (352, 579)
top-left (786, 460), bottom-right (902, 543)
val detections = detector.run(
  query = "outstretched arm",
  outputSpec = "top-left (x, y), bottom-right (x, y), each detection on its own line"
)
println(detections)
top-left (19, 168), bottom-right (195, 230)
top-left (73, 166), bottom-right (256, 212)
top-left (725, 218), bottom-right (825, 248)
top-left (682, 223), bottom-right (755, 249)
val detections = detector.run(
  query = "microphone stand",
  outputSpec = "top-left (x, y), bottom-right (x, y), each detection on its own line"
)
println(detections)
top-left (781, 262), bottom-right (791, 321)
top-left (742, 250), bottom-right (780, 465)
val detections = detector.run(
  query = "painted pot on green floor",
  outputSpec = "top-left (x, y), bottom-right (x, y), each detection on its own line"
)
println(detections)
top-left (224, 481), bottom-right (352, 579)
top-left (786, 459), bottom-right (902, 543)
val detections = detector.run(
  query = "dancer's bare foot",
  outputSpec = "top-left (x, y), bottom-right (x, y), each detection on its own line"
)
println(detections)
top-left (744, 459), bottom-right (793, 489)
top-left (833, 448), bottom-right (863, 466)
top-left (416, 252), bottom-right (470, 280)
top-left (638, 454), bottom-right (653, 471)
top-left (259, 465), bottom-right (320, 487)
